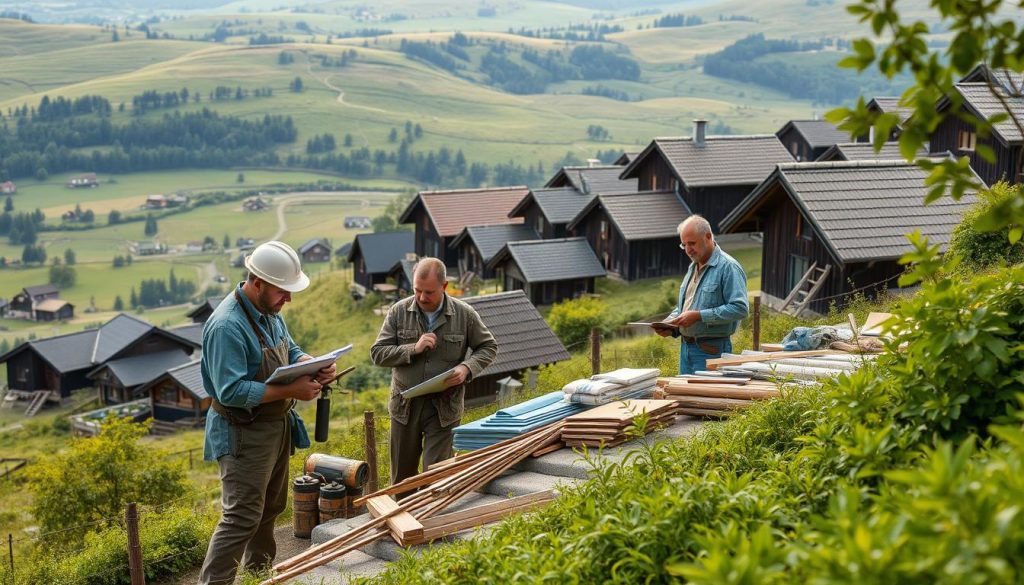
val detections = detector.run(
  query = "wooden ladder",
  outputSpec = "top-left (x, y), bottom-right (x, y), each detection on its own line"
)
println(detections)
top-left (24, 390), bottom-right (50, 417)
top-left (780, 262), bottom-right (831, 316)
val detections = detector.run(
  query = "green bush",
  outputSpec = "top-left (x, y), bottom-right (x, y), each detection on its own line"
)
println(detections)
top-left (948, 182), bottom-right (1024, 273)
top-left (547, 296), bottom-right (607, 348)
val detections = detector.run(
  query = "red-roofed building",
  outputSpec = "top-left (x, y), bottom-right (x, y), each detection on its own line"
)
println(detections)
top-left (398, 186), bottom-right (528, 269)
top-left (1, 181), bottom-right (15, 195)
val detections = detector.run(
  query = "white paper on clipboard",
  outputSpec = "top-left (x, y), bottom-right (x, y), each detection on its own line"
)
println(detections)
top-left (400, 367), bottom-right (457, 399)
top-left (264, 344), bottom-right (352, 385)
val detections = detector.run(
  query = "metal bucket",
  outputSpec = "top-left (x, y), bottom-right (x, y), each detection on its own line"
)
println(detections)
top-left (304, 454), bottom-right (369, 489)
top-left (318, 481), bottom-right (348, 522)
top-left (292, 474), bottom-right (322, 539)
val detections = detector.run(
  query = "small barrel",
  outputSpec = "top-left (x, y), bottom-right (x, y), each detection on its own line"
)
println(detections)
top-left (346, 484), bottom-right (364, 517)
top-left (318, 481), bottom-right (348, 522)
top-left (304, 454), bottom-right (369, 490)
top-left (292, 474), bottom-right (322, 539)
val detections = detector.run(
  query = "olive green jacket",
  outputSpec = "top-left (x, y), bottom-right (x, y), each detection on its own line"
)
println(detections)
top-left (370, 294), bottom-right (497, 427)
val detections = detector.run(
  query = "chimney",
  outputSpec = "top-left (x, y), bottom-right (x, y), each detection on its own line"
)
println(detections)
top-left (693, 119), bottom-right (707, 147)
top-left (586, 158), bottom-right (601, 168)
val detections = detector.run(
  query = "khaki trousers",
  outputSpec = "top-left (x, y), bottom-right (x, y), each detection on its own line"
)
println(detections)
top-left (198, 418), bottom-right (291, 585)
top-left (390, 396), bottom-right (457, 489)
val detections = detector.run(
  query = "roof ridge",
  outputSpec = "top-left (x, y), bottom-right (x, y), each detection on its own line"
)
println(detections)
top-left (508, 237), bottom-right (586, 246)
top-left (420, 185), bottom-right (529, 195)
top-left (599, 189), bottom-right (676, 198)
top-left (28, 327), bottom-right (98, 346)
top-left (778, 159), bottom-right (918, 171)
top-left (655, 134), bottom-right (778, 141)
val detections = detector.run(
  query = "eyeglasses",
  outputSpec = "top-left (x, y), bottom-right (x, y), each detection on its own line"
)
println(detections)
top-left (678, 244), bottom-right (686, 251)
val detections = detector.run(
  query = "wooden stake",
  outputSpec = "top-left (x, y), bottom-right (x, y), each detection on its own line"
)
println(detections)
top-left (590, 327), bottom-right (601, 376)
top-left (753, 295), bottom-right (761, 351)
top-left (126, 503), bottom-right (145, 585)
top-left (363, 411), bottom-right (378, 494)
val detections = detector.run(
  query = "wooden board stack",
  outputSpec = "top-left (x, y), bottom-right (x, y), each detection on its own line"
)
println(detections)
top-left (654, 376), bottom-right (784, 418)
top-left (562, 399), bottom-right (678, 448)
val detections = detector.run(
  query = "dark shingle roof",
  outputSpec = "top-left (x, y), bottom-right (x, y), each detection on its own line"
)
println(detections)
top-left (298, 238), bottom-right (331, 254)
top-left (137, 359), bottom-right (208, 400)
top-left (185, 298), bottom-right (221, 320)
top-left (389, 258), bottom-right (416, 285)
top-left (720, 160), bottom-right (979, 263)
top-left (0, 329), bottom-right (99, 373)
top-left (955, 83), bottom-right (1024, 144)
top-left (170, 323), bottom-right (204, 347)
top-left (509, 188), bottom-right (595, 225)
top-left (569, 191), bottom-right (690, 240)
top-left (959, 65), bottom-right (1024, 94)
top-left (335, 242), bottom-right (352, 257)
top-left (816, 142), bottom-right (925, 162)
top-left (348, 231), bottom-right (415, 274)
top-left (488, 238), bottom-right (606, 283)
top-left (23, 284), bottom-right (58, 297)
top-left (545, 166), bottom-right (639, 195)
top-left (777, 120), bottom-right (850, 149)
top-left (449, 224), bottom-right (540, 264)
top-left (88, 350), bottom-right (192, 387)
top-left (91, 313), bottom-right (158, 363)
top-left (867, 97), bottom-right (914, 123)
top-left (398, 187), bottom-right (528, 237)
top-left (462, 290), bottom-right (570, 376)
top-left (622, 135), bottom-right (793, 188)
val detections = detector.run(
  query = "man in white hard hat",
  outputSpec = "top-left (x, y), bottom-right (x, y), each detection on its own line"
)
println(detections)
top-left (198, 240), bottom-right (335, 585)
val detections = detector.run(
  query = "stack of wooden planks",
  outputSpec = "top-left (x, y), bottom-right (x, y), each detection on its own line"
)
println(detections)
top-left (655, 376), bottom-right (784, 418)
top-left (562, 399), bottom-right (677, 448)
top-left (261, 421), bottom-right (565, 584)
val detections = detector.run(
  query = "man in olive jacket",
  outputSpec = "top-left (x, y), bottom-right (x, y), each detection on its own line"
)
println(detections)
top-left (370, 257), bottom-right (497, 484)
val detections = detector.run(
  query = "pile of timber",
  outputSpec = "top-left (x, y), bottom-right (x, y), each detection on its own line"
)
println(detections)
top-left (453, 390), bottom-right (586, 450)
top-left (261, 422), bottom-right (565, 584)
top-left (655, 375), bottom-right (785, 418)
top-left (562, 399), bottom-right (677, 448)
top-left (704, 350), bottom-right (875, 381)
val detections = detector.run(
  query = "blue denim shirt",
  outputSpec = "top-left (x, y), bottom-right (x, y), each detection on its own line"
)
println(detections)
top-left (666, 244), bottom-right (749, 338)
top-left (201, 285), bottom-right (311, 461)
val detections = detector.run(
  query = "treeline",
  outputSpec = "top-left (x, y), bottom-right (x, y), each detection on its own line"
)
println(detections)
top-left (481, 44), bottom-right (640, 95)
top-left (703, 34), bottom-right (905, 103)
top-left (0, 105), bottom-right (296, 180)
top-left (399, 39), bottom-right (465, 73)
top-left (582, 85), bottom-right (633, 101)
top-left (34, 95), bottom-right (111, 121)
top-left (653, 13), bottom-right (704, 27)
top-left (0, 10), bottom-right (32, 22)
top-left (130, 86), bottom-right (273, 114)
top-left (509, 22), bottom-right (625, 41)
top-left (131, 270), bottom-right (196, 308)
top-left (0, 209), bottom-right (45, 244)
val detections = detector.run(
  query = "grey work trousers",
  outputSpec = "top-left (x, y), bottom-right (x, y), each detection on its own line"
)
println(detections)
top-left (390, 396), bottom-right (457, 489)
top-left (198, 417), bottom-right (291, 585)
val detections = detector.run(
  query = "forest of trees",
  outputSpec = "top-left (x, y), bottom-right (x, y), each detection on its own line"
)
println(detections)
top-left (130, 270), bottom-right (197, 308)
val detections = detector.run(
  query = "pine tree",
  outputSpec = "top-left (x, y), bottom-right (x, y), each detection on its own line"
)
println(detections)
top-left (113, 296), bottom-right (124, 311)
top-left (129, 287), bottom-right (138, 309)
top-left (3, 196), bottom-right (11, 213)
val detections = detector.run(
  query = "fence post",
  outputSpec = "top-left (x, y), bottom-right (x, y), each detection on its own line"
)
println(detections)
top-left (752, 295), bottom-right (761, 351)
top-left (188, 449), bottom-right (193, 471)
top-left (590, 328), bottom-right (601, 375)
top-left (7, 533), bottom-right (13, 579)
top-left (363, 411), bottom-right (378, 493)
top-left (126, 503), bottom-right (145, 585)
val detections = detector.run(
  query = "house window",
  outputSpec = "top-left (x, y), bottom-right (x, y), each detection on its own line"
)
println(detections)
top-left (16, 366), bottom-right (28, 383)
top-left (599, 220), bottom-right (608, 240)
top-left (787, 255), bottom-right (810, 293)
top-left (958, 129), bottom-right (976, 151)
top-left (651, 175), bottom-right (658, 190)
top-left (535, 214), bottom-right (544, 235)
top-left (795, 215), bottom-right (811, 240)
top-left (160, 386), bottom-right (178, 404)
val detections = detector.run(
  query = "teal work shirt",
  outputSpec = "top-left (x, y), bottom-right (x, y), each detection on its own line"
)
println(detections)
top-left (666, 244), bottom-right (749, 338)
top-left (201, 284), bottom-right (311, 461)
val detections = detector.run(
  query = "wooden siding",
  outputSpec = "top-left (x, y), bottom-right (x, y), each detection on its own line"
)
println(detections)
top-left (777, 126), bottom-right (824, 162)
top-left (456, 241), bottom-right (494, 279)
top-left (4, 350), bottom-right (89, 398)
top-left (150, 379), bottom-right (209, 422)
top-left (119, 332), bottom-right (194, 360)
top-left (301, 244), bottom-right (331, 263)
top-left (35, 305), bottom-right (74, 321)
top-left (518, 201), bottom-right (557, 239)
top-left (576, 206), bottom-right (629, 279)
top-left (682, 185), bottom-right (752, 233)
top-left (633, 154), bottom-right (679, 192)
top-left (929, 112), bottom-right (1022, 186)
top-left (625, 238), bottom-right (689, 281)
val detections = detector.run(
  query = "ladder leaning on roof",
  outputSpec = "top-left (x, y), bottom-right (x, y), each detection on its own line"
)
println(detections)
top-left (780, 262), bottom-right (831, 317)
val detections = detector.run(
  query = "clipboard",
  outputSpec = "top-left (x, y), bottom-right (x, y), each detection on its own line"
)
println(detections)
top-left (628, 321), bottom-right (677, 332)
top-left (400, 367), bottom-right (457, 399)
top-left (264, 344), bottom-right (353, 385)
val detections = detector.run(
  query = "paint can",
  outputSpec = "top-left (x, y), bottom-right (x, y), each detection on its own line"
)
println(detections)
top-left (318, 481), bottom-right (348, 522)
top-left (292, 474), bottom-right (322, 539)
top-left (304, 453), bottom-right (369, 489)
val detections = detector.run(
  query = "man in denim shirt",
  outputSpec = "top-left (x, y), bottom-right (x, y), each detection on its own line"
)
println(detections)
top-left (198, 241), bottom-right (334, 585)
top-left (660, 216), bottom-right (749, 374)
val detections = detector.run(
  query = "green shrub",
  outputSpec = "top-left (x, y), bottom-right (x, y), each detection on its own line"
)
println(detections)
top-left (948, 182), bottom-right (1024, 273)
top-left (547, 296), bottom-right (607, 347)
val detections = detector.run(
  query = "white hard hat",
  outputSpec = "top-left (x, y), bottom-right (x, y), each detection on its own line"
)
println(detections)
top-left (244, 241), bottom-right (310, 293)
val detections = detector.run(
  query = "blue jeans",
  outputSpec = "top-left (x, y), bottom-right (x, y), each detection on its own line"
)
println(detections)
top-left (679, 337), bottom-right (732, 375)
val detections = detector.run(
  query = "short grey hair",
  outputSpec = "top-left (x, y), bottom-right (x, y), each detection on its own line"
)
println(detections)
top-left (414, 257), bottom-right (446, 284)
top-left (678, 215), bottom-right (713, 238)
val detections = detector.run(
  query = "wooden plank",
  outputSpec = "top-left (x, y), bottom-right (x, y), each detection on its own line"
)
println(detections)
top-left (660, 385), bottom-right (780, 400)
top-left (365, 495), bottom-right (424, 543)
top-left (529, 442), bottom-right (563, 458)
top-left (677, 407), bottom-right (733, 418)
top-left (760, 343), bottom-right (785, 352)
top-left (564, 399), bottom-right (676, 423)
top-left (704, 350), bottom-right (838, 370)
top-left (420, 491), bottom-right (555, 541)
top-left (860, 312), bottom-right (894, 336)
top-left (668, 396), bottom-right (752, 411)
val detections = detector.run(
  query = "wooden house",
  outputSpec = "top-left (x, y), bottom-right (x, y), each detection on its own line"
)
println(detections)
top-left (387, 256), bottom-right (417, 295)
top-left (185, 298), bottom-right (221, 323)
top-left (344, 216), bottom-right (372, 229)
top-left (299, 238), bottom-right (332, 263)
top-left (33, 299), bottom-right (74, 322)
top-left (619, 122), bottom-right (793, 231)
top-left (1, 181), bottom-right (15, 194)
top-left (0, 299), bottom-right (8, 318)
top-left (816, 142), bottom-right (924, 162)
top-left (449, 224), bottom-right (539, 279)
top-left (398, 186), bottom-right (528, 269)
top-left (67, 173), bottom-right (99, 188)
top-left (545, 165), bottom-right (639, 195)
top-left (567, 191), bottom-right (691, 281)
top-left (612, 152), bottom-right (638, 166)
top-left (928, 81), bottom-right (1024, 185)
top-left (146, 194), bottom-right (168, 209)
top-left (138, 359), bottom-right (210, 432)
top-left (88, 349), bottom-right (192, 405)
top-left (487, 238), bottom-right (606, 305)
top-left (8, 284), bottom-right (60, 320)
top-left (0, 313), bottom-right (200, 406)
top-left (719, 160), bottom-right (979, 315)
top-left (461, 290), bottom-right (570, 402)
top-left (854, 97), bottom-right (914, 143)
top-left (169, 323), bottom-right (204, 347)
top-left (775, 119), bottom-right (848, 162)
top-left (347, 231), bottom-right (415, 290)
